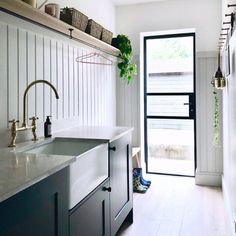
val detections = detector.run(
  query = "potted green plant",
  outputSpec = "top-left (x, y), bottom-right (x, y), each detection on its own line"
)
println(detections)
top-left (112, 34), bottom-right (137, 84)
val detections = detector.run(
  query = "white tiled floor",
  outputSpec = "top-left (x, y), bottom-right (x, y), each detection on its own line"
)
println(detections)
top-left (117, 175), bottom-right (231, 236)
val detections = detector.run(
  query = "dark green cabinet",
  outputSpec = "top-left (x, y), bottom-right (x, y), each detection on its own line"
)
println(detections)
top-left (109, 132), bottom-right (133, 236)
top-left (0, 132), bottom-right (133, 236)
top-left (69, 132), bottom-right (133, 236)
top-left (0, 167), bottom-right (69, 236)
top-left (69, 179), bottom-right (110, 236)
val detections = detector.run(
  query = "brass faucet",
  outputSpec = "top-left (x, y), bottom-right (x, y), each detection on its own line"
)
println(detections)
top-left (30, 116), bottom-right (39, 141)
top-left (8, 80), bottom-right (59, 147)
top-left (8, 119), bottom-right (19, 148)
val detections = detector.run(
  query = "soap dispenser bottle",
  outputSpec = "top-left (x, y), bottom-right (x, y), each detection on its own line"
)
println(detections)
top-left (44, 116), bottom-right (52, 138)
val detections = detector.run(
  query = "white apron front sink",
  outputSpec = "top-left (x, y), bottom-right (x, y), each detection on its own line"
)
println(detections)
top-left (23, 138), bottom-right (108, 209)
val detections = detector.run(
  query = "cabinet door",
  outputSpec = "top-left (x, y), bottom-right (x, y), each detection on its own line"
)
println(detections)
top-left (0, 167), bottom-right (69, 236)
top-left (109, 132), bottom-right (133, 236)
top-left (70, 179), bottom-right (110, 236)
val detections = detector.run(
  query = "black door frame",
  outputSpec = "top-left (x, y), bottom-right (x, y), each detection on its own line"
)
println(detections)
top-left (143, 32), bottom-right (197, 177)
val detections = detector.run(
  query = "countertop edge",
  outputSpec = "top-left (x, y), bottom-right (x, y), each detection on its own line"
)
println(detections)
top-left (0, 157), bottom-right (75, 203)
top-left (109, 128), bottom-right (133, 142)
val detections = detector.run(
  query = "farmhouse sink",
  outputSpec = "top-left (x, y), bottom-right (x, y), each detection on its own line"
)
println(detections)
top-left (23, 138), bottom-right (109, 209)
top-left (24, 138), bottom-right (104, 156)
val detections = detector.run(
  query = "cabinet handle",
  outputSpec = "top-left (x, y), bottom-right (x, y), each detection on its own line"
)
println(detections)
top-left (109, 146), bottom-right (116, 151)
top-left (103, 187), bottom-right (112, 192)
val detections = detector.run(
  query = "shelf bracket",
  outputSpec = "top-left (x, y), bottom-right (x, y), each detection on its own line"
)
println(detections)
top-left (68, 28), bottom-right (74, 39)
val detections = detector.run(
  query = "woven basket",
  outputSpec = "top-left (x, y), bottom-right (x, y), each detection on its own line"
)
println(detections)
top-left (86, 19), bottom-right (103, 39)
top-left (60, 7), bottom-right (88, 32)
top-left (101, 28), bottom-right (113, 44)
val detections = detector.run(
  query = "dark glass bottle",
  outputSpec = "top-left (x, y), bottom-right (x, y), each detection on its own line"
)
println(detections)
top-left (44, 116), bottom-right (52, 138)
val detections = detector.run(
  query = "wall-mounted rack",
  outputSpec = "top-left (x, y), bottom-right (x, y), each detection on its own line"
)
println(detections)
top-left (212, 2), bottom-right (236, 88)
top-left (0, 0), bottom-right (120, 57)
top-left (221, 27), bottom-right (230, 31)
top-left (218, 4), bottom-right (236, 51)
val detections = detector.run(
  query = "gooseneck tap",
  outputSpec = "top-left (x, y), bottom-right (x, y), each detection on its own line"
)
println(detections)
top-left (8, 80), bottom-right (59, 147)
top-left (22, 80), bottom-right (59, 127)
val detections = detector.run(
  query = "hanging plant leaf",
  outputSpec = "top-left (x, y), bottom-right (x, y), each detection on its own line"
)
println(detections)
top-left (112, 34), bottom-right (137, 84)
top-left (213, 90), bottom-right (220, 146)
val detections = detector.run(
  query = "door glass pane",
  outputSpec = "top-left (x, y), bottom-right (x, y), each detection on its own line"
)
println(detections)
top-left (147, 95), bottom-right (189, 117)
top-left (146, 36), bottom-right (194, 93)
top-left (147, 119), bottom-right (194, 176)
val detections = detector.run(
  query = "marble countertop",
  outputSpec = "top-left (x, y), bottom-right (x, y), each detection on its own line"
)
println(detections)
top-left (54, 126), bottom-right (133, 142)
top-left (0, 126), bottom-right (133, 203)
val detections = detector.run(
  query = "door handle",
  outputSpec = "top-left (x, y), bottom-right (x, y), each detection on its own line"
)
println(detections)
top-left (103, 187), bottom-right (112, 192)
top-left (109, 146), bottom-right (116, 151)
top-left (183, 103), bottom-right (190, 105)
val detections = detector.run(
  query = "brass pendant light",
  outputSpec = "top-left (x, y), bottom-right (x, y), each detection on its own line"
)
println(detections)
top-left (211, 51), bottom-right (226, 89)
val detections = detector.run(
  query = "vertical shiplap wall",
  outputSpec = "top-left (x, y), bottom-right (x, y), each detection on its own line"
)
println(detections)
top-left (0, 12), bottom-right (116, 148)
top-left (116, 56), bottom-right (140, 146)
top-left (195, 52), bottom-right (223, 186)
top-left (117, 52), bottom-right (223, 186)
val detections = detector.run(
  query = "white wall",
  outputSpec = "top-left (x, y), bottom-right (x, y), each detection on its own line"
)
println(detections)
top-left (222, 1), bottom-right (236, 234)
top-left (116, 0), bottom-right (221, 55)
top-left (195, 52), bottom-right (223, 186)
top-left (38, 0), bottom-right (116, 33)
top-left (0, 10), bottom-right (116, 148)
top-left (116, 0), bottom-right (223, 186)
top-left (222, 28), bottom-right (236, 236)
top-left (116, 56), bottom-right (140, 146)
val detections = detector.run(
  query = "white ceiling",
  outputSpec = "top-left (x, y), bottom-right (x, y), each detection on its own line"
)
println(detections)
top-left (111, 0), bottom-right (168, 6)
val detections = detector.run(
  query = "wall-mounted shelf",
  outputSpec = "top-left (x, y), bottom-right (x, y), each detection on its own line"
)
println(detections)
top-left (0, 0), bottom-right (120, 57)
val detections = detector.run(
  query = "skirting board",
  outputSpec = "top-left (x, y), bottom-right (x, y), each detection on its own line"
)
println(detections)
top-left (195, 170), bottom-right (222, 187)
top-left (222, 176), bottom-right (235, 235)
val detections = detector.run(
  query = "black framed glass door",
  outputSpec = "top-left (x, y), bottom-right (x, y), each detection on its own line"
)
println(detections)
top-left (144, 32), bottom-right (196, 177)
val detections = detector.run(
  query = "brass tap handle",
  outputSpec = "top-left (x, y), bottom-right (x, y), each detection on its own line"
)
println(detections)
top-left (29, 116), bottom-right (39, 122)
top-left (8, 119), bottom-right (19, 131)
top-left (29, 116), bottom-right (39, 141)
top-left (9, 119), bottom-right (19, 124)
top-left (8, 119), bottom-right (19, 147)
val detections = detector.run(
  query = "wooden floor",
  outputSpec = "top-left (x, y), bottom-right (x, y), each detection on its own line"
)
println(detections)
top-left (117, 175), bottom-right (231, 236)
